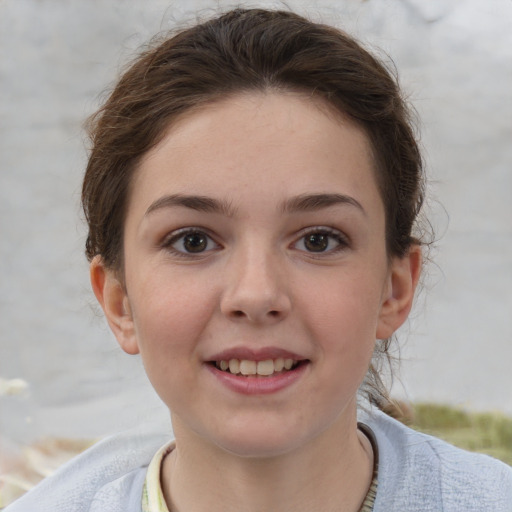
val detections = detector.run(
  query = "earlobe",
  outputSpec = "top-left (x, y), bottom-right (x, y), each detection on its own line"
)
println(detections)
top-left (90, 256), bottom-right (140, 355)
top-left (376, 245), bottom-right (422, 340)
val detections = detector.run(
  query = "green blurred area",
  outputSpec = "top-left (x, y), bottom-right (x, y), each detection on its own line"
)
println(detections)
top-left (407, 403), bottom-right (512, 466)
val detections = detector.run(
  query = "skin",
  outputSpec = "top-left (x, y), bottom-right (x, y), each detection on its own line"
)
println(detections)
top-left (91, 92), bottom-right (421, 512)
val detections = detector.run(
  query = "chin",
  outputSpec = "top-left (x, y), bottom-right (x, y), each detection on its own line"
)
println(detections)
top-left (206, 417), bottom-right (327, 460)
top-left (215, 434), bottom-right (305, 459)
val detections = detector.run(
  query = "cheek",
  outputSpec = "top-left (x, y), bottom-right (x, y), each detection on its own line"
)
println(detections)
top-left (296, 270), bottom-right (384, 386)
top-left (128, 276), bottom-right (217, 367)
top-left (298, 271), bottom-right (384, 343)
top-left (126, 279), bottom-right (217, 409)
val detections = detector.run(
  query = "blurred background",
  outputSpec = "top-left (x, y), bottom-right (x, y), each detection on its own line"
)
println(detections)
top-left (1, 0), bottom-right (511, 451)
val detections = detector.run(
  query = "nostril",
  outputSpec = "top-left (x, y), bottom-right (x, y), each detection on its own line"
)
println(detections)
top-left (229, 309), bottom-right (281, 320)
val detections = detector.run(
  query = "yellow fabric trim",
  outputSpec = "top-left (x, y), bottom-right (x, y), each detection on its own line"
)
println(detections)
top-left (142, 441), bottom-right (174, 512)
top-left (359, 476), bottom-right (378, 511)
top-left (142, 432), bottom-right (378, 512)
top-left (357, 423), bottom-right (379, 512)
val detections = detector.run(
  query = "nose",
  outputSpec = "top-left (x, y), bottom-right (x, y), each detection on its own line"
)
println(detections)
top-left (220, 245), bottom-right (292, 324)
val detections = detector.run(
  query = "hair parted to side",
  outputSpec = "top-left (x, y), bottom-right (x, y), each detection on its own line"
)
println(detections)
top-left (82, 8), bottom-right (426, 406)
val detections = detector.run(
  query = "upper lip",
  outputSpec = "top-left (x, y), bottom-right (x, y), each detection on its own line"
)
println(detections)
top-left (206, 346), bottom-right (307, 362)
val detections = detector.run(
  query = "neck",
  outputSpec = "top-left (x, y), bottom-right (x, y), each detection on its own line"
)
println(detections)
top-left (162, 407), bottom-right (374, 512)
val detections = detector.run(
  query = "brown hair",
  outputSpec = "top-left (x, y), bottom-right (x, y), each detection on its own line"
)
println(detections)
top-left (82, 8), bottom-right (425, 405)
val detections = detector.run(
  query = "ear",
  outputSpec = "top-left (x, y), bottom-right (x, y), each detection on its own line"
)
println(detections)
top-left (376, 245), bottom-right (422, 340)
top-left (90, 256), bottom-right (140, 355)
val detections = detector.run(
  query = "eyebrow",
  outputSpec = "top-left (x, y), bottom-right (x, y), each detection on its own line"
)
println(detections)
top-left (145, 192), bottom-right (365, 218)
top-left (281, 193), bottom-right (366, 216)
top-left (145, 194), bottom-right (236, 217)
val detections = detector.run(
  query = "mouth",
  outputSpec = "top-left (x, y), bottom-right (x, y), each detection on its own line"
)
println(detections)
top-left (206, 350), bottom-right (310, 394)
top-left (209, 358), bottom-right (307, 377)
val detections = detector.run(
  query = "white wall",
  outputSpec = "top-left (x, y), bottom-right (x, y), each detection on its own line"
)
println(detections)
top-left (1, 0), bottom-right (511, 444)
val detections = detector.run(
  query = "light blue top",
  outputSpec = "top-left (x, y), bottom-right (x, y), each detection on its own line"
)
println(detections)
top-left (4, 408), bottom-right (512, 511)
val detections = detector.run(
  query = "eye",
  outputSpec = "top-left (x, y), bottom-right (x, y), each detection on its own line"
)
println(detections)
top-left (164, 229), bottom-right (219, 255)
top-left (294, 228), bottom-right (348, 254)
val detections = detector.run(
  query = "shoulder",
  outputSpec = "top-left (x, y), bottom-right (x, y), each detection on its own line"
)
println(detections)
top-left (360, 407), bottom-right (512, 512)
top-left (3, 427), bottom-right (171, 512)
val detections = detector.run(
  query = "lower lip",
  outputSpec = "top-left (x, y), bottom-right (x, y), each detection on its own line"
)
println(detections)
top-left (206, 362), bottom-right (309, 395)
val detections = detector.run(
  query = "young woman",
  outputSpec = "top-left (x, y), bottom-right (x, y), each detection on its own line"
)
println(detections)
top-left (5, 7), bottom-right (511, 512)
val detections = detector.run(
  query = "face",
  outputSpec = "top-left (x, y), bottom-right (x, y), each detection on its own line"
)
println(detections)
top-left (93, 92), bottom-right (418, 458)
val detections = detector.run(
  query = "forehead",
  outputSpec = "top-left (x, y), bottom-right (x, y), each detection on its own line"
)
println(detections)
top-left (130, 92), bottom-right (381, 215)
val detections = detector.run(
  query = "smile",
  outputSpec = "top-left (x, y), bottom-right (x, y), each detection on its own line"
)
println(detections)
top-left (214, 358), bottom-right (300, 377)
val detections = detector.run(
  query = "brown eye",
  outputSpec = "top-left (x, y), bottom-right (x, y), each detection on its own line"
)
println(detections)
top-left (294, 228), bottom-right (348, 255)
top-left (168, 229), bottom-right (219, 255)
top-left (304, 233), bottom-right (329, 252)
top-left (183, 232), bottom-right (208, 252)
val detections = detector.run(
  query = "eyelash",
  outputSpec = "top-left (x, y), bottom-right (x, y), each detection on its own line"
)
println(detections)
top-left (292, 227), bottom-right (349, 256)
top-left (161, 228), bottom-right (220, 257)
top-left (160, 226), bottom-right (349, 258)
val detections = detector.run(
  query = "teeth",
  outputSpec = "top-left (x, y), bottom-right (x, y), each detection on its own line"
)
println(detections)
top-left (239, 360), bottom-right (257, 375)
top-left (216, 358), bottom-right (300, 376)
top-left (228, 359), bottom-right (240, 374)
top-left (257, 359), bottom-right (274, 376)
